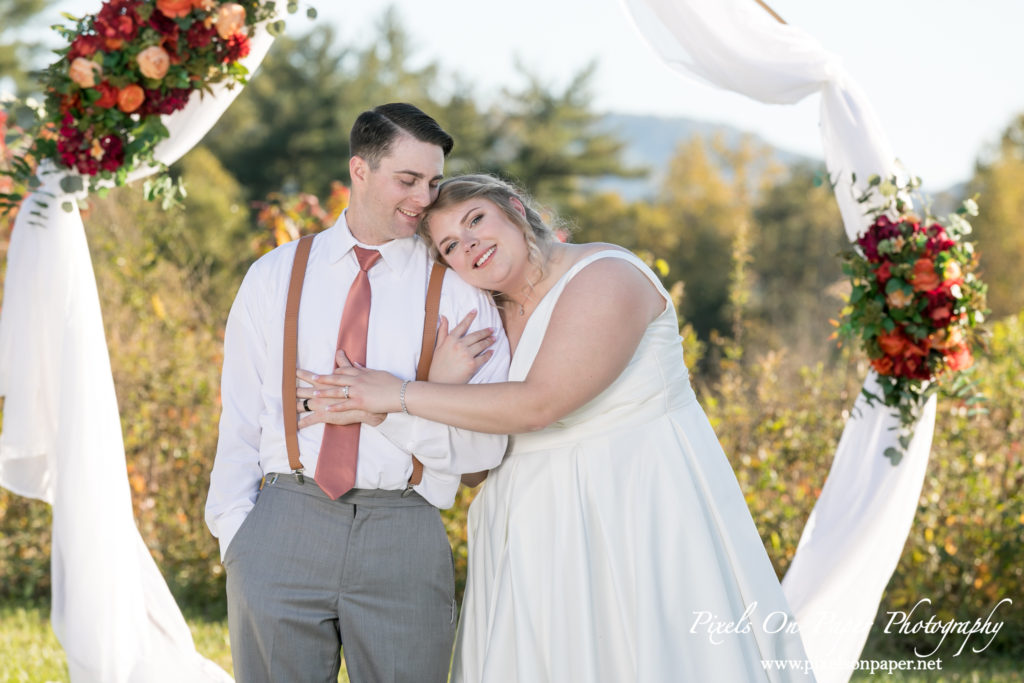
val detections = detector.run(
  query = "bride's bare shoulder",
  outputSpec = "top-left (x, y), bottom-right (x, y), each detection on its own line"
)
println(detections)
top-left (572, 242), bottom-right (632, 258)
top-left (552, 243), bottom-right (665, 318)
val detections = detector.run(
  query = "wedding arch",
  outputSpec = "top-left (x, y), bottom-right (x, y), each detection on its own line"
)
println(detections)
top-left (619, 1), bottom-right (939, 681)
top-left (1, 1), bottom-right (942, 681)
top-left (0, 11), bottom-right (275, 680)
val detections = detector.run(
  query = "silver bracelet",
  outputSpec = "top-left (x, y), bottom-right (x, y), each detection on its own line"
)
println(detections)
top-left (400, 380), bottom-right (411, 415)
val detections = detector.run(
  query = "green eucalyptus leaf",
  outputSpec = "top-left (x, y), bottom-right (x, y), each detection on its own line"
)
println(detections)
top-left (59, 175), bottom-right (84, 194)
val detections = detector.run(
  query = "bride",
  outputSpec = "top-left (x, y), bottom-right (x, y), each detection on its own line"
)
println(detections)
top-left (298, 174), bottom-right (814, 682)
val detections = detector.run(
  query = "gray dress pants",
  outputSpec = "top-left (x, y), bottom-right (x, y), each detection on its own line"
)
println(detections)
top-left (224, 474), bottom-right (457, 683)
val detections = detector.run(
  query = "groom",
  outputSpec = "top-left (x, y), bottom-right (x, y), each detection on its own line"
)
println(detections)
top-left (205, 103), bottom-right (510, 682)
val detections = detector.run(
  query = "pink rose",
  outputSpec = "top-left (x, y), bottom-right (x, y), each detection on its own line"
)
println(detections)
top-left (69, 57), bottom-right (102, 88)
top-left (137, 45), bottom-right (171, 79)
top-left (215, 3), bottom-right (247, 39)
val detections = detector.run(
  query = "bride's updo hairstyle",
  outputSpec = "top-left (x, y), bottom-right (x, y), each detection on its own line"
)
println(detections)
top-left (421, 174), bottom-right (559, 280)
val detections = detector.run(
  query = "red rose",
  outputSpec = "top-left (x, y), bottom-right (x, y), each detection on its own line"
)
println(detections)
top-left (98, 134), bottom-right (125, 171)
top-left (68, 34), bottom-right (102, 60)
top-left (875, 261), bottom-right (892, 285)
top-left (857, 214), bottom-right (904, 262)
top-left (878, 330), bottom-right (909, 357)
top-left (140, 87), bottom-right (192, 116)
top-left (219, 33), bottom-right (250, 64)
top-left (925, 223), bottom-right (955, 256)
top-left (95, 81), bottom-right (119, 108)
top-left (871, 356), bottom-right (894, 376)
top-left (911, 258), bottom-right (941, 292)
top-left (185, 22), bottom-right (217, 49)
top-left (897, 337), bottom-right (933, 379)
top-left (148, 11), bottom-right (180, 37)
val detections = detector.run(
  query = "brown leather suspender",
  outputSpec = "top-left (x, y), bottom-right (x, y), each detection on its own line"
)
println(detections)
top-left (284, 235), bottom-right (315, 480)
top-left (409, 261), bottom-right (446, 486)
top-left (282, 235), bottom-right (446, 489)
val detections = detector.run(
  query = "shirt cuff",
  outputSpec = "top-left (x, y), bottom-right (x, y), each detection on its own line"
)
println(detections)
top-left (215, 511), bottom-right (249, 563)
top-left (375, 411), bottom-right (419, 454)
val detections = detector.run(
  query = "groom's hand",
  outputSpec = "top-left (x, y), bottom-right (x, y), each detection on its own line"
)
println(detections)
top-left (296, 399), bottom-right (385, 429)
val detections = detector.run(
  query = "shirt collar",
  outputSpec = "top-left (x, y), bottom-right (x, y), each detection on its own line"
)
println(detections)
top-left (326, 209), bottom-right (419, 273)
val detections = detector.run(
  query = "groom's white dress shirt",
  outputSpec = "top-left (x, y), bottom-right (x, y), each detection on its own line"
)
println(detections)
top-left (206, 211), bottom-right (510, 558)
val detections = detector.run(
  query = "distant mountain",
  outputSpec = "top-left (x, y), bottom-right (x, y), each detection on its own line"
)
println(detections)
top-left (591, 112), bottom-right (820, 200)
top-left (591, 113), bottom-right (966, 203)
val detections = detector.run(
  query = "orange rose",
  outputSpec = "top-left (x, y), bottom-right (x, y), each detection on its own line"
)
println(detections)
top-left (117, 84), bottom-right (146, 113)
top-left (215, 3), bottom-right (247, 39)
top-left (137, 45), bottom-right (171, 79)
top-left (871, 356), bottom-right (894, 376)
top-left (69, 57), bottom-right (102, 88)
top-left (878, 330), bottom-right (909, 357)
top-left (943, 260), bottom-right (962, 282)
top-left (157, 0), bottom-right (194, 18)
top-left (911, 258), bottom-right (941, 292)
top-left (946, 345), bottom-right (974, 372)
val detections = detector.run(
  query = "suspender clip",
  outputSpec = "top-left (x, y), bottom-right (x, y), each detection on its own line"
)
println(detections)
top-left (292, 468), bottom-right (306, 484)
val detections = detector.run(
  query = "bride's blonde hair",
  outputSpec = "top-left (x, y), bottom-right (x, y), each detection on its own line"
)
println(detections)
top-left (421, 174), bottom-right (560, 283)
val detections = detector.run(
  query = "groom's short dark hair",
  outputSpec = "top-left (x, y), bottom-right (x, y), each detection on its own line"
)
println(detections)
top-left (350, 103), bottom-right (454, 168)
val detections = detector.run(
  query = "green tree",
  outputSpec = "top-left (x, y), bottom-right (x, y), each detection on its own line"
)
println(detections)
top-left (750, 164), bottom-right (847, 360)
top-left (203, 11), bottom-right (449, 200)
top-left (653, 134), bottom-right (779, 343)
top-left (203, 10), bottom-right (638, 211)
top-left (474, 63), bottom-right (641, 209)
top-left (164, 147), bottom-right (254, 318)
top-left (968, 113), bottom-right (1024, 317)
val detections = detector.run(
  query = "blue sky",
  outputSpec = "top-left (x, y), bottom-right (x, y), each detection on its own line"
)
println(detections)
top-left (32, 0), bottom-right (1024, 188)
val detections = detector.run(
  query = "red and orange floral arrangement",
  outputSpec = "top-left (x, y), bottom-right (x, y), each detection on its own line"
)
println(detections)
top-left (2, 0), bottom-right (281, 210)
top-left (836, 174), bottom-right (988, 463)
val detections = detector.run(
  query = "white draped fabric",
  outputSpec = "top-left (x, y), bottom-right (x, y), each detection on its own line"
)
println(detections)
top-left (0, 27), bottom-right (274, 682)
top-left (618, 1), bottom-right (936, 681)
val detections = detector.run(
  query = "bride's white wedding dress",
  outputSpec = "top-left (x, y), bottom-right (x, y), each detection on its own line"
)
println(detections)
top-left (451, 251), bottom-right (814, 682)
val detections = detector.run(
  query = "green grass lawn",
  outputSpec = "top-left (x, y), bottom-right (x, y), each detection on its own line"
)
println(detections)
top-left (2, 602), bottom-right (1020, 682)
top-left (0, 603), bottom-right (350, 683)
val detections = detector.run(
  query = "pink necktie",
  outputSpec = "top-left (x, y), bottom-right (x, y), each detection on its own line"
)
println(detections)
top-left (316, 246), bottom-right (381, 498)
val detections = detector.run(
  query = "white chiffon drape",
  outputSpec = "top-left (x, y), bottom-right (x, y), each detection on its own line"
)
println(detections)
top-left (0, 28), bottom-right (274, 683)
top-left (618, 1), bottom-right (936, 681)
